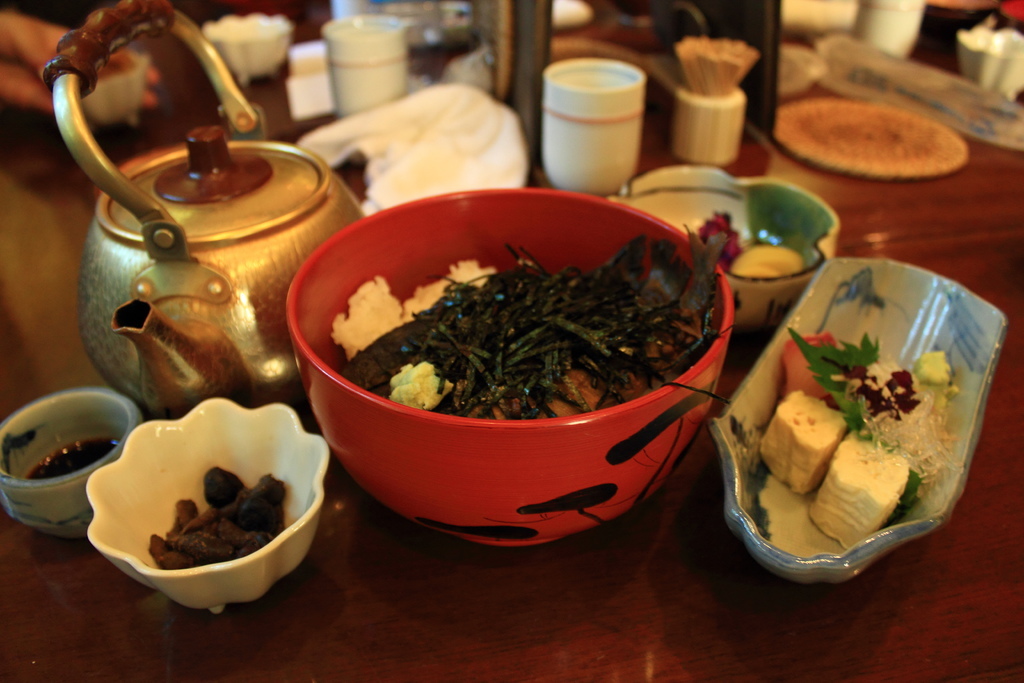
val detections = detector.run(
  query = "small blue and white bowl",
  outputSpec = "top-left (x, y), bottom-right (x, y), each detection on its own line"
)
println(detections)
top-left (612, 165), bottom-right (840, 332)
top-left (710, 257), bottom-right (1007, 582)
top-left (0, 387), bottom-right (142, 538)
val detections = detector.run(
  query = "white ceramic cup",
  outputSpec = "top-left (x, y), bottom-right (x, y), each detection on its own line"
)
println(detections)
top-left (323, 14), bottom-right (408, 117)
top-left (541, 58), bottom-right (647, 195)
top-left (853, 0), bottom-right (927, 58)
top-left (671, 86), bottom-right (746, 166)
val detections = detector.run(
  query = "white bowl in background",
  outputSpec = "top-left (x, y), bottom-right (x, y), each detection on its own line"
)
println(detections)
top-left (202, 13), bottom-right (294, 86)
top-left (86, 398), bottom-right (329, 613)
top-left (612, 165), bottom-right (840, 332)
top-left (957, 25), bottom-right (1024, 100)
top-left (710, 257), bottom-right (1007, 583)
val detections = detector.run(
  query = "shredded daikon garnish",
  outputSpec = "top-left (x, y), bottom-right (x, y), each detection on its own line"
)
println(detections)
top-left (858, 380), bottom-right (960, 486)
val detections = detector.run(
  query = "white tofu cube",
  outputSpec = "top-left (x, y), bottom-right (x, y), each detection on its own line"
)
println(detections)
top-left (809, 435), bottom-right (911, 548)
top-left (760, 390), bottom-right (848, 493)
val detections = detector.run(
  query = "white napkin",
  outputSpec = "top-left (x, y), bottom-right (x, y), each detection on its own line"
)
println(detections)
top-left (297, 83), bottom-right (530, 214)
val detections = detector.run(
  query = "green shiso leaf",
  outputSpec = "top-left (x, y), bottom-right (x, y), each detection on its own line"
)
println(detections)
top-left (886, 469), bottom-right (922, 526)
top-left (786, 328), bottom-right (880, 432)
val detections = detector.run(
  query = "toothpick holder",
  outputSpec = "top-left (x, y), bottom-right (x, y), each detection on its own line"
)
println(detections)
top-left (671, 86), bottom-right (747, 166)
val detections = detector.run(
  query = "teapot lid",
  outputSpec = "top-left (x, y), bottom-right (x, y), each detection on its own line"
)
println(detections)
top-left (98, 126), bottom-right (333, 243)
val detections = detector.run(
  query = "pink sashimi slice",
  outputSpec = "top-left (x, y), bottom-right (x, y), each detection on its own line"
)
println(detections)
top-left (780, 332), bottom-right (836, 400)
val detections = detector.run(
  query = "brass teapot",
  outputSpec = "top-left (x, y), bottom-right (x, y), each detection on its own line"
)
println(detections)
top-left (44, 0), bottom-right (363, 418)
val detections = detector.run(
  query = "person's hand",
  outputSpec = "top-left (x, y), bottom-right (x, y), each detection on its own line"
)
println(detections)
top-left (0, 10), bottom-right (67, 112)
top-left (0, 9), bottom-right (160, 115)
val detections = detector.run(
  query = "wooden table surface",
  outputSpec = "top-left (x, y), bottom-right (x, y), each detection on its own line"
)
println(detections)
top-left (1, 2), bottom-right (1022, 681)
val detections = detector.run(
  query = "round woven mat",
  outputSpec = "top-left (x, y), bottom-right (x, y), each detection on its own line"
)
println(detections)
top-left (774, 97), bottom-right (969, 181)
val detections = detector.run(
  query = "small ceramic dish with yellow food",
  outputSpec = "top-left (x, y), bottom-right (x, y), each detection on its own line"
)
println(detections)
top-left (612, 165), bottom-right (840, 332)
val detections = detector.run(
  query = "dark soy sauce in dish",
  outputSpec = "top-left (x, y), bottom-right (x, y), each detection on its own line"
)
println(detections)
top-left (27, 438), bottom-right (118, 479)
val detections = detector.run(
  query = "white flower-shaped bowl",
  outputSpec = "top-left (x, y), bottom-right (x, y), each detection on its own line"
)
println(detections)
top-left (709, 257), bottom-right (1007, 583)
top-left (612, 165), bottom-right (840, 333)
top-left (86, 399), bottom-right (329, 613)
top-left (202, 13), bottom-right (294, 86)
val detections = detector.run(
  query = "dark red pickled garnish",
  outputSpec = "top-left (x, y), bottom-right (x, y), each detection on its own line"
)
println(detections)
top-left (889, 370), bottom-right (921, 414)
top-left (846, 365), bottom-right (868, 381)
top-left (848, 367), bottom-right (920, 420)
top-left (698, 212), bottom-right (742, 268)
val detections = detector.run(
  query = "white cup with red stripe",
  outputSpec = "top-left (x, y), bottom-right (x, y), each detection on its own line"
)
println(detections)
top-left (323, 14), bottom-right (408, 118)
top-left (541, 58), bottom-right (647, 196)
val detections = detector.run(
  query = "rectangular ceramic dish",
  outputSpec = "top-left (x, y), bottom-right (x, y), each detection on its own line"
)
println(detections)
top-left (710, 257), bottom-right (1007, 583)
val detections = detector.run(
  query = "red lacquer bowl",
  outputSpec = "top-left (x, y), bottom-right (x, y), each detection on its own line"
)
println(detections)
top-left (286, 189), bottom-right (734, 546)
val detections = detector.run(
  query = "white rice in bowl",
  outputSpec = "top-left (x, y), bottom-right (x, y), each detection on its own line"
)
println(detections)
top-left (332, 260), bottom-right (496, 360)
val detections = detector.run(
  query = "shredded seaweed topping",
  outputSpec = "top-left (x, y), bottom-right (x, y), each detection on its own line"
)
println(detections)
top-left (403, 236), bottom-right (721, 419)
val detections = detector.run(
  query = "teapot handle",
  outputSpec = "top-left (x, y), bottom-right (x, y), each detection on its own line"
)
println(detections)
top-left (43, 0), bottom-right (265, 255)
top-left (43, 0), bottom-right (173, 98)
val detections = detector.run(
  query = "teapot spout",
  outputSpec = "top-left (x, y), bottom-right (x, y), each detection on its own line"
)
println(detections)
top-left (112, 299), bottom-right (253, 418)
